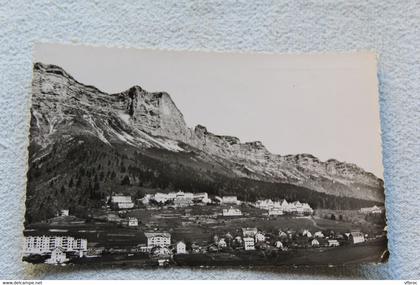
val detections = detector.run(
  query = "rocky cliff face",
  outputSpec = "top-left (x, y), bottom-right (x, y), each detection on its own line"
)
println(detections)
top-left (29, 62), bottom-right (384, 203)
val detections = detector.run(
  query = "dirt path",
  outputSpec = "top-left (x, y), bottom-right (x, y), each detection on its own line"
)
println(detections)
top-left (307, 216), bottom-right (326, 230)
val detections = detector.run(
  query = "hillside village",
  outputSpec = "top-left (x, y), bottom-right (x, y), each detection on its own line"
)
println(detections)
top-left (23, 191), bottom-right (386, 266)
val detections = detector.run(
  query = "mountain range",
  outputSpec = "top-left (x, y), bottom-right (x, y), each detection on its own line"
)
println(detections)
top-left (25, 62), bottom-right (384, 223)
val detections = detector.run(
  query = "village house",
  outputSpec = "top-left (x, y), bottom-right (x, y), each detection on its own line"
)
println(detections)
top-left (301, 203), bottom-right (314, 215)
top-left (278, 230), bottom-right (288, 239)
top-left (242, 227), bottom-right (258, 237)
top-left (45, 247), bottom-right (68, 264)
top-left (255, 199), bottom-right (274, 210)
top-left (243, 237), bottom-right (255, 250)
top-left (275, 240), bottom-right (284, 249)
top-left (176, 241), bottom-right (187, 254)
top-left (350, 231), bottom-right (365, 244)
top-left (314, 231), bottom-right (324, 238)
top-left (152, 246), bottom-right (171, 257)
top-left (144, 232), bottom-right (171, 248)
top-left (218, 238), bottom-right (227, 248)
top-left (328, 239), bottom-right (340, 247)
top-left (302, 230), bottom-right (312, 238)
top-left (311, 239), bottom-right (320, 247)
top-left (222, 207), bottom-right (242, 217)
top-left (255, 232), bottom-right (266, 243)
top-left (128, 217), bottom-right (138, 227)
top-left (107, 194), bottom-right (134, 209)
top-left (24, 235), bottom-right (87, 256)
top-left (360, 205), bottom-right (384, 214)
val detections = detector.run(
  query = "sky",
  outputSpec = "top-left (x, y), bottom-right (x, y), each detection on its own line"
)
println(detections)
top-left (33, 43), bottom-right (384, 178)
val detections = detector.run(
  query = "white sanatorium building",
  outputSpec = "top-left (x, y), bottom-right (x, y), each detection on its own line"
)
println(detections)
top-left (24, 235), bottom-right (87, 260)
top-left (144, 232), bottom-right (171, 248)
top-left (144, 191), bottom-right (211, 205)
top-left (254, 199), bottom-right (313, 215)
top-left (107, 194), bottom-right (134, 209)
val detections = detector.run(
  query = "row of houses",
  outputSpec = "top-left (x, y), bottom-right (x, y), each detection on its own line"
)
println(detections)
top-left (137, 228), bottom-right (367, 256)
top-left (106, 193), bottom-right (314, 216)
top-left (254, 199), bottom-right (313, 216)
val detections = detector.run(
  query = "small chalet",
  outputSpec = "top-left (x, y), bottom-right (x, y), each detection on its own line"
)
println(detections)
top-left (327, 239), bottom-right (340, 247)
top-left (311, 239), bottom-right (320, 247)
top-left (222, 207), bottom-right (242, 216)
top-left (242, 227), bottom-right (258, 237)
top-left (45, 247), bottom-right (68, 264)
top-left (350, 232), bottom-right (365, 244)
top-left (128, 217), bottom-right (138, 227)
top-left (176, 241), bottom-right (187, 254)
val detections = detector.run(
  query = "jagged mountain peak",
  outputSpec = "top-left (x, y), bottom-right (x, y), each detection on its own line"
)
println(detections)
top-left (29, 63), bottom-right (384, 204)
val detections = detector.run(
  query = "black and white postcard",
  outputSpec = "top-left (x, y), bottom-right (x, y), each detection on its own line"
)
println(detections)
top-left (23, 44), bottom-right (387, 267)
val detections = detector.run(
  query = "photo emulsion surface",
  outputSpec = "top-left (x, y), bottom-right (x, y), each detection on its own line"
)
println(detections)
top-left (23, 44), bottom-right (387, 267)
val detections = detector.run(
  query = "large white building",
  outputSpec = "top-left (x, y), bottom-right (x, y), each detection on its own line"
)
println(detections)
top-left (144, 232), bottom-right (171, 248)
top-left (243, 237), bottom-right (255, 250)
top-left (146, 191), bottom-right (210, 205)
top-left (254, 199), bottom-right (313, 215)
top-left (24, 235), bottom-right (87, 256)
top-left (108, 194), bottom-right (134, 209)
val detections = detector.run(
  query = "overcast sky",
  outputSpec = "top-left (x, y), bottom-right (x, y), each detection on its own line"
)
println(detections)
top-left (34, 43), bottom-right (383, 178)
